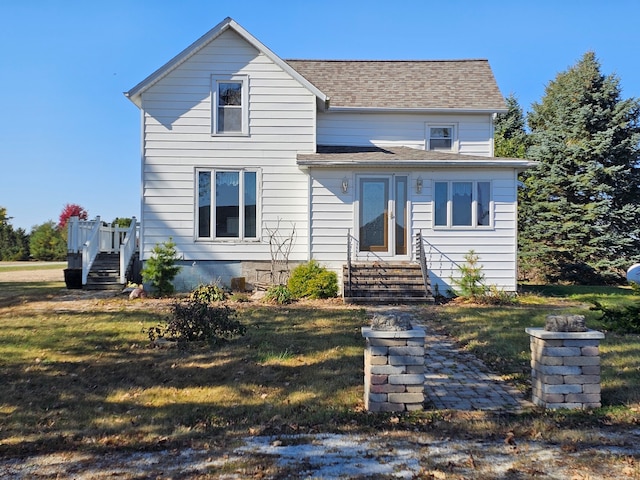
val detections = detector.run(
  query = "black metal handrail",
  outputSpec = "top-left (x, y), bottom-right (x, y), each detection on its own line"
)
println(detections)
top-left (415, 231), bottom-right (430, 294)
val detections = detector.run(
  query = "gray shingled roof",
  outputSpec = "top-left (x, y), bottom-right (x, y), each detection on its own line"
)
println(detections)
top-left (286, 60), bottom-right (506, 111)
top-left (297, 146), bottom-right (536, 169)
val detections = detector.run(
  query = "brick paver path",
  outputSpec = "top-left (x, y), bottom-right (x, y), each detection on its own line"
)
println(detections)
top-left (421, 328), bottom-right (529, 411)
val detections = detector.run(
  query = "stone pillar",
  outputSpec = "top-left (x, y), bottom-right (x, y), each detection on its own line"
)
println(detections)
top-left (362, 312), bottom-right (425, 412)
top-left (526, 327), bottom-right (604, 409)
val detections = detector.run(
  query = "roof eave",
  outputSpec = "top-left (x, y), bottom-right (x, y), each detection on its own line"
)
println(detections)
top-left (124, 17), bottom-right (328, 108)
top-left (297, 159), bottom-right (538, 169)
top-left (326, 106), bottom-right (508, 114)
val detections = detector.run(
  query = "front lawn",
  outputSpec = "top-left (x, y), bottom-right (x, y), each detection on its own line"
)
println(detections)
top-left (0, 277), bottom-right (638, 464)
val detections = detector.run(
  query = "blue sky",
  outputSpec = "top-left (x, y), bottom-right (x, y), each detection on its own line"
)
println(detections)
top-left (1, 0), bottom-right (639, 232)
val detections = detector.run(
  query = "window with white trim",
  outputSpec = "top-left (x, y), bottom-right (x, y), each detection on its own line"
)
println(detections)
top-left (434, 181), bottom-right (491, 227)
top-left (197, 169), bottom-right (258, 240)
top-left (427, 125), bottom-right (455, 151)
top-left (212, 75), bottom-right (248, 135)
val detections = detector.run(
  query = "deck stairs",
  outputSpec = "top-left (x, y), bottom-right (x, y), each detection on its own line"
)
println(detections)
top-left (85, 253), bottom-right (122, 291)
top-left (343, 262), bottom-right (434, 304)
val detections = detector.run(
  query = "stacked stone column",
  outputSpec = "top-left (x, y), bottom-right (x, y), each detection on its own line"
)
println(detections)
top-left (362, 325), bottom-right (425, 412)
top-left (526, 327), bottom-right (604, 409)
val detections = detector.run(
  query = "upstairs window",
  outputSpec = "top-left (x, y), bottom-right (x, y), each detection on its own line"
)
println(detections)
top-left (212, 75), bottom-right (248, 135)
top-left (434, 181), bottom-right (491, 228)
top-left (427, 125), bottom-right (456, 151)
top-left (197, 169), bottom-right (258, 240)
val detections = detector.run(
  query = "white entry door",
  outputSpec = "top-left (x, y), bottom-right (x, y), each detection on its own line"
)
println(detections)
top-left (357, 175), bottom-right (408, 257)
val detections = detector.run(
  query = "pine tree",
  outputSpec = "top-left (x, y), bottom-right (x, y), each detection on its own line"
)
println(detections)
top-left (520, 52), bottom-right (640, 283)
top-left (494, 93), bottom-right (529, 158)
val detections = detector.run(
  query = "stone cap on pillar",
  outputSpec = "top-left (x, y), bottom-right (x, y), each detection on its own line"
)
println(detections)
top-left (525, 327), bottom-right (604, 340)
top-left (362, 326), bottom-right (426, 339)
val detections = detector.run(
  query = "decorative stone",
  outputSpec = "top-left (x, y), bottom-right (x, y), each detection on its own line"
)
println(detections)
top-left (526, 327), bottom-right (604, 410)
top-left (544, 314), bottom-right (587, 332)
top-left (371, 310), bottom-right (413, 331)
top-left (362, 323), bottom-right (425, 412)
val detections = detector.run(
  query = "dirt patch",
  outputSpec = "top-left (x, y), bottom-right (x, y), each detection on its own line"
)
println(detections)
top-left (0, 265), bottom-right (65, 283)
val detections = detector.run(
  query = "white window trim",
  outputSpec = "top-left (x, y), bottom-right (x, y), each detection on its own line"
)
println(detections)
top-left (433, 180), bottom-right (493, 229)
top-left (425, 123), bottom-right (459, 152)
top-left (195, 167), bottom-right (260, 242)
top-left (211, 74), bottom-right (249, 136)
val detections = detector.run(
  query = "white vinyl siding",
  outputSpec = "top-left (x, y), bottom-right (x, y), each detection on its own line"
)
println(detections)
top-left (316, 112), bottom-right (493, 156)
top-left (310, 168), bottom-right (519, 292)
top-left (139, 28), bottom-right (316, 262)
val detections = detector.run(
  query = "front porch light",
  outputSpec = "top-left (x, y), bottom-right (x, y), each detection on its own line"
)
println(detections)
top-left (341, 176), bottom-right (349, 194)
top-left (416, 176), bottom-right (423, 194)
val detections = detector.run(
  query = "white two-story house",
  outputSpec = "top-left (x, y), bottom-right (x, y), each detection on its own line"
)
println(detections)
top-left (125, 17), bottom-right (534, 301)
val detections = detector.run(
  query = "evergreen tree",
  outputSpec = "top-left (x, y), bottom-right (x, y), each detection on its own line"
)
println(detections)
top-left (520, 52), bottom-right (640, 283)
top-left (494, 93), bottom-right (529, 158)
top-left (29, 221), bottom-right (66, 261)
top-left (0, 207), bottom-right (29, 261)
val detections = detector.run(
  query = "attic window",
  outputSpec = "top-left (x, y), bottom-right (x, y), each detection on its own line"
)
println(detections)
top-left (427, 125), bottom-right (455, 151)
top-left (212, 75), bottom-right (248, 135)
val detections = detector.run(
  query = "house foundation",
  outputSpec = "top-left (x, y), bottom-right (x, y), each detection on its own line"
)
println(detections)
top-left (526, 327), bottom-right (604, 409)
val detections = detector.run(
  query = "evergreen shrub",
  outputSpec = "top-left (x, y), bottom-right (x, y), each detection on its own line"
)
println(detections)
top-left (141, 238), bottom-right (181, 297)
top-left (287, 260), bottom-right (338, 299)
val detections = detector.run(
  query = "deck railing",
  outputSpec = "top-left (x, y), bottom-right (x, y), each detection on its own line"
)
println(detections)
top-left (67, 216), bottom-right (139, 286)
top-left (119, 217), bottom-right (138, 284)
top-left (82, 218), bottom-right (102, 285)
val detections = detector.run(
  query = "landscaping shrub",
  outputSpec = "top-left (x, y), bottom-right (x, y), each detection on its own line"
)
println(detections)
top-left (190, 282), bottom-right (227, 303)
top-left (147, 299), bottom-right (245, 346)
top-left (264, 284), bottom-right (294, 304)
top-left (450, 250), bottom-right (486, 300)
top-left (287, 260), bottom-right (338, 299)
top-left (591, 300), bottom-right (640, 334)
top-left (141, 238), bottom-right (181, 297)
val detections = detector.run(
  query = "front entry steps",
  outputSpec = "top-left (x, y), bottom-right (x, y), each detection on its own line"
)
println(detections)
top-left (85, 252), bottom-right (122, 291)
top-left (343, 262), bottom-right (434, 304)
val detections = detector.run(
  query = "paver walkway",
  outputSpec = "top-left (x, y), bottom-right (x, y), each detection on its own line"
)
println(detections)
top-left (420, 326), bottom-right (529, 411)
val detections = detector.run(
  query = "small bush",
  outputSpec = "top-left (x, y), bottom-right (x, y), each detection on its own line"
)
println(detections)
top-left (591, 300), bottom-right (640, 334)
top-left (146, 299), bottom-right (245, 347)
top-left (450, 250), bottom-right (486, 300)
top-left (141, 238), bottom-right (181, 297)
top-left (264, 284), bottom-right (294, 305)
top-left (190, 283), bottom-right (227, 303)
top-left (287, 260), bottom-right (338, 299)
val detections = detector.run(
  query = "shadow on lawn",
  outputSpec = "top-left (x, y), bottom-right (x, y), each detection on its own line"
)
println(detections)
top-left (0, 306), bottom-right (369, 458)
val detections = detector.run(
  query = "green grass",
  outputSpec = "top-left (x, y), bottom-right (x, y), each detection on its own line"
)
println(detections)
top-left (424, 285), bottom-right (640, 409)
top-left (1, 279), bottom-right (639, 462)
top-left (0, 261), bottom-right (66, 272)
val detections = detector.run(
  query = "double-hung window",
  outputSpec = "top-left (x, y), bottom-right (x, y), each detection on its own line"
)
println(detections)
top-left (434, 181), bottom-right (491, 228)
top-left (212, 74), bottom-right (248, 135)
top-left (427, 125), bottom-right (456, 151)
top-left (197, 169), bottom-right (258, 240)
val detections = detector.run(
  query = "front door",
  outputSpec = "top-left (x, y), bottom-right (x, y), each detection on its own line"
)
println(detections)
top-left (358, 175), bottom-right (408, 257)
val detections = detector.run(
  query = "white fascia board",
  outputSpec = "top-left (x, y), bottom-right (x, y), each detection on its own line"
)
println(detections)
top-left (297, 159), bottom-right (538, 169)
top-left (124, 17), bottom-right (328, 108)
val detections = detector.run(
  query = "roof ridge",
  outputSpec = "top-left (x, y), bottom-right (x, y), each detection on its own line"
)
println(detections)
top-left (286, 58), bottom-right (489, 63)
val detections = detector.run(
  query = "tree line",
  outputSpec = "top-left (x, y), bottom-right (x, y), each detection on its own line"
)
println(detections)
top-left (496, 52), bottom-right (640, 283)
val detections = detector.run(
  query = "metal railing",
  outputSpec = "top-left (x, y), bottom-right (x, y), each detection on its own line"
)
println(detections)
top-left (415, 231), bottom-right (430, 294)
